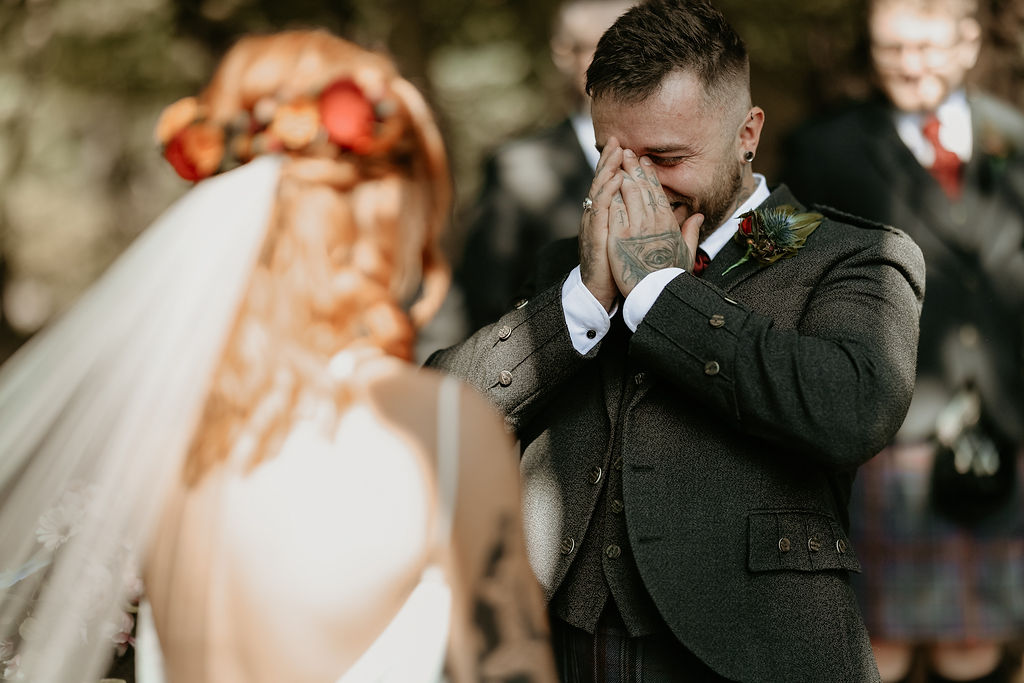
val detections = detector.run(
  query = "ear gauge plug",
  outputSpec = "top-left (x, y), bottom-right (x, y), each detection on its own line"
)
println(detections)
top-left (743, 150), bottom-right (755, 163)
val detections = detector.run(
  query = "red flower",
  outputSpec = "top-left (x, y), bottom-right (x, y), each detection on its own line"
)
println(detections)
top-left (319, 79), bottom-right (376, 153)
top-left (163, 135), bottom-right (198, 181)
top-left (739, 214), bottom-right (755, 236)
top-left (163, 123), bottom-right (224, 182)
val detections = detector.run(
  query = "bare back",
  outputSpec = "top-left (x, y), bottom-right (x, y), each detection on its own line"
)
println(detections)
top-left (144, 356), bottom-right (555, 682)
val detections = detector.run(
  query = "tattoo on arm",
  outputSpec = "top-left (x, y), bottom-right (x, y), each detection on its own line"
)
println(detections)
top-left (614, 231), bottom-right (690, 286)
top-left (469, 514), bottom-right (552, 681)
top-left (579, 226), bottom-right (594, 273)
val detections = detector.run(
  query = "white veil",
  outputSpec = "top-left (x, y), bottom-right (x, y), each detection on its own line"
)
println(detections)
top-left (0, 155), bottom-right (283, 682)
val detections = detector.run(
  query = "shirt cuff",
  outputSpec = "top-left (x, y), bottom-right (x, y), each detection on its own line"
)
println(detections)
top-left (622, 268), bottom-right (685, 332)
top-left (561, 266), bottom-right (616, 354)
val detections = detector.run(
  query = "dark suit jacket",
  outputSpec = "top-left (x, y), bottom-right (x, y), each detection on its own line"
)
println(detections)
top-left (428, 186), bottom-right (925, 682)
top-left (781, 93), bottom-right (1024, 445)
top-left (456, 119), bottom-right (594, 330)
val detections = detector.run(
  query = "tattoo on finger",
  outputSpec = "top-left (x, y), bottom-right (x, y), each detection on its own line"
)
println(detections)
top-left (615, 208), bottom-right (627, 227)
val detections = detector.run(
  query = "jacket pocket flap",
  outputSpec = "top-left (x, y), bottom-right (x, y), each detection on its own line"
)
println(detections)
top-left (747, 509), bottom-right (861, 573)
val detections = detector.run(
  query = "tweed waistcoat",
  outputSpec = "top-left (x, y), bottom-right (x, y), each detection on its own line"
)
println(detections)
top-left (551, 319), bottom-right (663, 635)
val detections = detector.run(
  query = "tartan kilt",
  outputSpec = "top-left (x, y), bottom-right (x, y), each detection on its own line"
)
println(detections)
top-left (849, 442), bottom-right (1024, 643)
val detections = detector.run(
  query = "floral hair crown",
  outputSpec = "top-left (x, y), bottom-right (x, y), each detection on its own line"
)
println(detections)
top-left (156, 77), bottom-right (404, 182)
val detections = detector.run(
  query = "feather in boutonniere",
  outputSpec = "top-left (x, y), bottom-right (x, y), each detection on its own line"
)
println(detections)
top-left (722, 205), bottom-right (823, 275)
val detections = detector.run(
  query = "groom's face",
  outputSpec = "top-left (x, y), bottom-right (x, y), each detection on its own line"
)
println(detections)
top-left (591, 69), bottom-right (745, 239)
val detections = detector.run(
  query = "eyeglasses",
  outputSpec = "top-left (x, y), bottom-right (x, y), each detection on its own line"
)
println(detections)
top-left (871, 41), bottom-right (961, 68)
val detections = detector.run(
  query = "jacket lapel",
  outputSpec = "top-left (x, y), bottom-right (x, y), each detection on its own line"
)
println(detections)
top-left (703, 185), bottom-right (805, 291)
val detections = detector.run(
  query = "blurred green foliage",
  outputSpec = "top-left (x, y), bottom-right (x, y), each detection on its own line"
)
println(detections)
top-left (0, 0), bottom-right (1020, 348)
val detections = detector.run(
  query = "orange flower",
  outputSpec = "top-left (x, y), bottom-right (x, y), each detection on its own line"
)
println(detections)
top-left (268, 97), bottom-right (321, 150)
top-left (163, 123), bottom-right (225, 182)
top-left (154, 97), bottom-right (201, 146)
top-left (318, 79), bottom-right (375, 153)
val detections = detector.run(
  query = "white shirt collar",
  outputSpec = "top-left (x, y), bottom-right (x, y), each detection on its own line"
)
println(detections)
top-left (700, 174), bottom-right (770, 260)
top-left (893, 89), bottom-right (973, 166)
top-left (570, 113), bottom-right (600, 170)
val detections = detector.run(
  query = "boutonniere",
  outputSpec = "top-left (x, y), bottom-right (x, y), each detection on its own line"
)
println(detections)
top-left (722, 205), bottom-right (823, 275)
top-left (979, 123), bottom-right (1015, 181)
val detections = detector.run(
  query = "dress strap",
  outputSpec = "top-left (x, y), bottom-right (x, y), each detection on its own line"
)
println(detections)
top-left (434, 375), bottom-right (460, 547)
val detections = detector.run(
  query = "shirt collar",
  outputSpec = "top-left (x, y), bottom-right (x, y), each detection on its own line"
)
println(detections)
top-left (701, 173), bottom-right (770, 260)
top-left (571, 113), bottom-right (600, 170)
top-left (893, 89), bottom-right (973, 164)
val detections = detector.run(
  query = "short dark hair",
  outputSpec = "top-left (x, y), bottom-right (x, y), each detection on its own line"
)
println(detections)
top-left (586, 0), bottom-right (749, 105)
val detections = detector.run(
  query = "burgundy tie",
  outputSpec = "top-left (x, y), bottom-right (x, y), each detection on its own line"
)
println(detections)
top-left (922, 114), bottom-right (963, 199)
top-left (691, 247), bottom-right (710, 277)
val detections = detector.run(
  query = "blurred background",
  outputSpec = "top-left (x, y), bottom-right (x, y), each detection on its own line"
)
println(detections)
top-left (0, 0), bottom-right (1022, 361)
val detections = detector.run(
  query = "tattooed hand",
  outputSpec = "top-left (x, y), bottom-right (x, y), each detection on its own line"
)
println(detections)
top-left (607, 149), bottom-right (703, 297)
top-left (579, 138), bottom-right (625, 312)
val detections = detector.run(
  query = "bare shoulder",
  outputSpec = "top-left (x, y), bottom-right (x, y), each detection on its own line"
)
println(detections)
top-left (363, 362), bottom-right (504, 424)
top-left (361, 363), bottom-right (514, 473)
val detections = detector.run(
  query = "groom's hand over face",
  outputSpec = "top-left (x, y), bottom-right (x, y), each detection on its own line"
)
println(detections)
top-left (580, 138), bottom-right (625, 312)
top-left (607, 150), bottom-right (703, 298)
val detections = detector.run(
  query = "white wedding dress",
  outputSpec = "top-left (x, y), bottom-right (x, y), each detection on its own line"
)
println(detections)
top-left (141, 370), bottom-right (462, 683)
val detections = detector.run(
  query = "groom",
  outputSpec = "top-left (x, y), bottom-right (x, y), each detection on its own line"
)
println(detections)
top-left (428, 1), bottom-right (925, 680)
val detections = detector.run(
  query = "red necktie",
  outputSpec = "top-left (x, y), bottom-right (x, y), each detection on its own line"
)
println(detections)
top-left (922, 114), bottom-right (963, 199)
top-left (691, 247), bottom-right (710, 277)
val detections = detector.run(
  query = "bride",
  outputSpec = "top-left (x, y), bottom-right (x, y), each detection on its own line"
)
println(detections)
top-left (0, 30), bottom-right (555, 682)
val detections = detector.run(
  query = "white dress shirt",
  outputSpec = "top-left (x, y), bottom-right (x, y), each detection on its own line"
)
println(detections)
top-left (562, 174), bottom-right (770, 354)
top-left (571, 113), bottom-right (601, 171)
top-left (893, 89), bottom-right (973, 167)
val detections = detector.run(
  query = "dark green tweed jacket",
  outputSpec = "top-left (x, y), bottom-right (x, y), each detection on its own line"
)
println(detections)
top-left (427, 185), bottom-right (925, 683)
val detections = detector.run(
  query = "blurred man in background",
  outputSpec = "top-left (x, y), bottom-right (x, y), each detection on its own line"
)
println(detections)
top-left (454, 0), bottom-right (633, 331)
top-left (782, 1), bottom-right (1024, 681)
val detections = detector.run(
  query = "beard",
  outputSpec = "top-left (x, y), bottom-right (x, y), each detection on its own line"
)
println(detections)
top-left (666, 159), bottom-right (745, 242)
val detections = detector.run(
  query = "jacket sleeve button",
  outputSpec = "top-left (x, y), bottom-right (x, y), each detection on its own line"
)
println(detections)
top-left (498, 325), bottom-right (512, 340)
top-left (709, 314), bottom-right (726, 328)
top-left (778, 537), bottom-right (792, 552)
top-left (588, 466), bottom-right (603, 485)
top-left (808, 536), bottom-right (822, 552)
top-left (561, 536), bottom-right (575, 555)
top-left (498, 370), bottom-right (513, 386)
top-left (704, 360), bottom-right (720, 376)
top-left (836, 538), bottom-right (848, 554)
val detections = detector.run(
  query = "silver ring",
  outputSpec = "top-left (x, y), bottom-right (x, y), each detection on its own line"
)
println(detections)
top-left (582, 197), bottom-right (594, 211)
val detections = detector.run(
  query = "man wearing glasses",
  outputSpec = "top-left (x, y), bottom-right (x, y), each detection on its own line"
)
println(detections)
top-left (783, 1), bottom-right (1024, 682)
